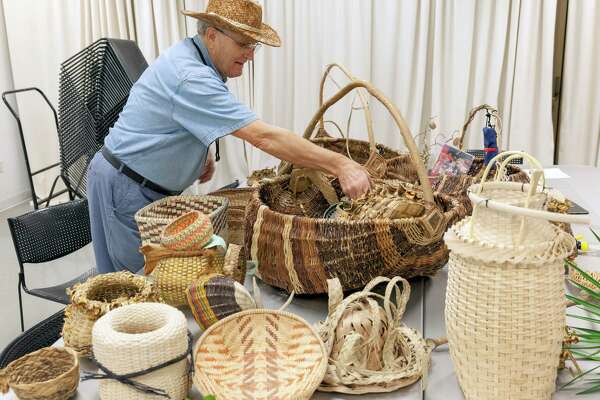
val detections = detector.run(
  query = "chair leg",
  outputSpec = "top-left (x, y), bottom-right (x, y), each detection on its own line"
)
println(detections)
top-left (18, 283), bottom-right (24, 332)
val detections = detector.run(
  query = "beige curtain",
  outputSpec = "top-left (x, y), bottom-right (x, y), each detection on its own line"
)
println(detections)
top-left (557, 1), bottom-right (600, 166)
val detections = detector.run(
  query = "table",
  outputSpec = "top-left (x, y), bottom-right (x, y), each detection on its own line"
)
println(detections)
top-left (6, 165), bottom-right (600, 399)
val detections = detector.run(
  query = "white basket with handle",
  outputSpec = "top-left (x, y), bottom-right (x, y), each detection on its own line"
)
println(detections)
top-left (445, 151), bottom-right (589, 400)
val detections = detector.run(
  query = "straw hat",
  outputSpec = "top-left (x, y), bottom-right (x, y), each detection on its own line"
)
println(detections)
top-left (182, 0), bottom-right (281, 47)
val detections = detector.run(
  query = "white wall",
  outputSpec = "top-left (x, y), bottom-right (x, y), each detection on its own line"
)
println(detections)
top-left (0, 0), bottom-right (30, 211)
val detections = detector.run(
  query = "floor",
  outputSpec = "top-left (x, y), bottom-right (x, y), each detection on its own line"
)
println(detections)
top-left (0, 201), bottom-right (95, 350)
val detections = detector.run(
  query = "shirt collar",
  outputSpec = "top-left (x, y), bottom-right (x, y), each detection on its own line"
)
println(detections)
top-left (192, 35), bottom-right (227, 83)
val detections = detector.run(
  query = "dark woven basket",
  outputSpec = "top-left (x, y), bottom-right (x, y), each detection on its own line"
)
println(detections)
top-left (246, 80), bottom-right (466, 294)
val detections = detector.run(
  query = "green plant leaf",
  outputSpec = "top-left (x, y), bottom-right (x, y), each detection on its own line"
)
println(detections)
top-left (590, 227), bottom-right (600, 244)
top-left (568, 279), bottom-right (600, 303)
top-left (560, 364), bottom-right (600, 389)
top-left (566, 259), bottom-right (600, 292)
top-left (567, 313), bottom-right (600, 325)
top-left (566, 295), bottom-right (600, 315)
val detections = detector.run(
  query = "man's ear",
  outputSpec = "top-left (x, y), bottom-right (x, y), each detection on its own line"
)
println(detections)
top-left (205, 26), bottom-right (218, 44)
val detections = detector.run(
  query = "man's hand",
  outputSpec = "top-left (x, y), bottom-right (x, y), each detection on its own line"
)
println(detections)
top-left (336, 160), bottom-right (371, 199)
top-left (198, 152), bottom-right (215, 183)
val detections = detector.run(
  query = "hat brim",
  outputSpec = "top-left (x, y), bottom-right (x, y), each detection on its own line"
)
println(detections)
top-left (182, 10), bottom-right (281, 47)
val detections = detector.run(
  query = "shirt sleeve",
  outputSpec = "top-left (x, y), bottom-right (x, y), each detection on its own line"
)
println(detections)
top-left (172, 72), bottom-right (258, 146)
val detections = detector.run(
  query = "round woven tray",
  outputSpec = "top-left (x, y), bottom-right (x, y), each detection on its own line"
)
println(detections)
top-left (194, 309), bottom-right (327, 399)
top-left (135, 195), bottom-right (229, 246)
top-left (0, 347), bottom-right (79, 400)
top-left (62, 272), bottom-right (161, 356)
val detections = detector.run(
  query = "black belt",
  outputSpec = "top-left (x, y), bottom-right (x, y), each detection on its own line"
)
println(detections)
top-left (101, 147), bottom-right (180, 196)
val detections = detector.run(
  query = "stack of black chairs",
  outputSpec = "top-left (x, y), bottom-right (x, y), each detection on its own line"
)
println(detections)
top-left (58, 38), bottom-right (148, 197)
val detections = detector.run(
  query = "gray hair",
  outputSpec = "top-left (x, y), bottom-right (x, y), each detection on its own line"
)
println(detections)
top-left (197, 20), bottom-right (212, 36)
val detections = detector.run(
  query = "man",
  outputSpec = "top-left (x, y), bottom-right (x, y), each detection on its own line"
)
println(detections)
top-left (87, 0), bottom-right (371, 274)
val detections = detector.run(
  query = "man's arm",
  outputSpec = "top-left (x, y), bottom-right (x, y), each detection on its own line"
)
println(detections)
top-left (233, 120), bottom-right (371, 198)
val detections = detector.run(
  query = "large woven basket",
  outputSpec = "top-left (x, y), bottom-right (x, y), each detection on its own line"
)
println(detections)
top-left (445, 153), bottom-right (587, 400)
top-left (194, 309), bottom-right (327, 399)
top-left (208, 187), bottom-right (256, 247)
top-left (0, 347), bottom-right (79, 400)
top-left (62, 272), bottom-right (161, 356)
top-left (92, 302), bottom-right (190, 400)
top-left (135, 195), bottom-right (229, 245)
top-left (246, 80), bottom-right (465, 294)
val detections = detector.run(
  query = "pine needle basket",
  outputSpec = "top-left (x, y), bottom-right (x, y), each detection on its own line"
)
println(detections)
top-left (208, 187), bottom-right (257, 247)
top-left (134, 195), bottom-right (229, 245)
top-left (62, 271), bottom-right (161, 357)
top-left (193, 309), bottom-right (327, 400)
top-left (316, 276), bottom-right (432, 394)
top-left (0, 347), bottom-right (79, 400)
top-left (246, 80), bottom-right (465, 294)
top-left (445, 152), bottom-right (588, 400)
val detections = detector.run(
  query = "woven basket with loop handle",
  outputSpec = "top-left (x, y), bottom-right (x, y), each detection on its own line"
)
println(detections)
top-left (279, 63), bottom-right (412, 180)
top-left (316, 276), bottom-right (433, 394)
top-left (246, 80), bottom-right (465, 294)
top-left (445, 151), bottom-right (589, 400)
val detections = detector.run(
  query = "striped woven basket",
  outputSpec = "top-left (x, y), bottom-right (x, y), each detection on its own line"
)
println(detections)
top-left (193, 309), bottom-right (327, 399)
top-left (160, 210), bottom-right (213, 251)
top-left (135, 195), bottom-right (228, 246)
top-left (246, 80), bottom-right (465, 294)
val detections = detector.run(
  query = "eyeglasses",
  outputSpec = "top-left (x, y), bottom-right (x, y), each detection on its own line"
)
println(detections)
top-left (214, 27), bottom-right (262, 53)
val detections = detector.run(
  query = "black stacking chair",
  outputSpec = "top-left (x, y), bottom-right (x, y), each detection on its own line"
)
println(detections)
top-left (0, 309), bottom-right (65, 368)
top-left (58, 38), bottom-right (148, 197)
top-left (7, 199), bottom-right (96, 332)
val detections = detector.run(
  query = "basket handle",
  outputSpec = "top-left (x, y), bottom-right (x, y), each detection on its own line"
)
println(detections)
top-left (477, 150), bottom-right (545, 193)
top-left (300, 80), bottom-right (434, 203)
top-left (317, 63), bottom-right (376, 155)
top-left (454, 104), bottom-right (503, 151)
top-left (469, 151), bottom-right (590, 236)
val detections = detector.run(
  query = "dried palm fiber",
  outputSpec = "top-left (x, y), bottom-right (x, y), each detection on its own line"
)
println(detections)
top-left (445, 152), bottom-right (589, 400)
top-left (91, 302), bottom-right (190, 400)
top-left (332, 179), bottom-right (434, 221)
top-left (186, 273), bottom-right (256, 329)
top-left (0, 347), bottom-right (79, 400)
top-left (279, 63), bottom-right (410, 180)
top-left (315, 276), bottom-right (433, 394)
top-left (160, 210), bottom-right (213, 251)
top-left (208, 187), bottom-right (257, 246)
top-left (140, 233), bottom-right (228, 307)
top-left (247, 167), bottom-right (276, 187)
top-left (222, 242), bottom-right (246, 283)
top-left (62, 271), bottom-right (161, 357)
top-left (135, 195), bottom-right (228, 245)
top-left (193, 309), bottom-right (327, 400)
top-left (246, 80), bottom-right (465, 294)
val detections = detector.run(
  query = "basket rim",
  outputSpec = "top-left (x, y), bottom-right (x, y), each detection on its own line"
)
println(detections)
top-left (4, 347), bottom-right (79, 390)
top-left (93, 302), bottom-right (186, 342)
top-left (134, 195), bottom-right (229, 224)
top-left (68, 272), bottom-right (156, 309)
top-left (194, 308), bottom-right (328, 382)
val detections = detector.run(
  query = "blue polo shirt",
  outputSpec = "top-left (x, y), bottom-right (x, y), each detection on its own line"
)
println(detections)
top-left (104, 35), bottom-right (258, 191)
